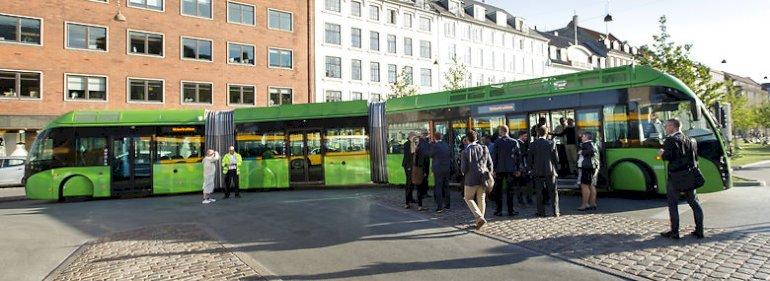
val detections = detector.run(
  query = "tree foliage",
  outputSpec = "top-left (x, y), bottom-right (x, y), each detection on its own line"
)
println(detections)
top-left (635, 16), bottom-right (724, 107)
top-left (723, 80), bottom-right (755, 134)
top-left (443, 55), bottom-right (468, 91)
top-left (388, 66), bottom-right (417, 99)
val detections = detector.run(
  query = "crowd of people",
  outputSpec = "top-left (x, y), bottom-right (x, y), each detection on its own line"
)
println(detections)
top-left (400, 118), bottom-right (705, 238)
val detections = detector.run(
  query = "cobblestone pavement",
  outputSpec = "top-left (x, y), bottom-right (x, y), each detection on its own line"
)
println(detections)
top-left (377, 188), bottom-right (770, 281)
top-left (50, 224), bottom-right (263, 281)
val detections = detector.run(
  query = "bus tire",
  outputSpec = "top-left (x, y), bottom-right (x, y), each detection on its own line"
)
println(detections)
top-left (608, 160), bottom-right (657, 194)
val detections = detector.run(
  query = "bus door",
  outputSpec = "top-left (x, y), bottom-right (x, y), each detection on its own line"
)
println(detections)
top-left (110, 130), bottom-right (153, 196)
top-left (528, 112), bottom-right (550, 135)
top-left (575, 108), bottom-right (602, 143)
top-left (288, 130), bottom-right (324, 185)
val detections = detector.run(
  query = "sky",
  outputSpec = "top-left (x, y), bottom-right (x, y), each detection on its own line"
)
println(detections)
top-left (486, 0), bottom-right (770, 84)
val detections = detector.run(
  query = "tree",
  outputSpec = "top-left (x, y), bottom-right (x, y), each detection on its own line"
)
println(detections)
top-left (388, 66), bottom-right (417, 99)
top-left (443, 55), bottom-right (468, 91)
top-left (723, 80), bottom-right (755, 134)
top-left (636, 16), bottom-right (725, 107)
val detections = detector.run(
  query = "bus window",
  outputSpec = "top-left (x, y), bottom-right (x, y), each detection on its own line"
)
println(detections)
top-left (641, 101), bottom-right (716, 143)
top-left (472, 115), bottom-right (505, 139)
top-left (451, 119), bottom-right (468, 154)
top-left (236, 132), bottom-right (286, 160)
top-left (75, 137), bottom-right (107, 166)
top-left (506, 115), bottom-right (528, 136)
top-left (576, 109), bottom-right (601, 143)
top-left (387, 122), bottom-right (429, 154)
top-left (603, 105), bottom-right (629, 148)
top-left (156, 136), bottom-right (203, 164)
top-left (325, 127), bottom-right (368, 154)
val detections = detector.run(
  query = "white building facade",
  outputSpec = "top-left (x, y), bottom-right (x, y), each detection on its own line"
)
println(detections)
top-left (314, 0), bottom-right (440, 103)
top-left (432, 0), bottom-right (550, 88)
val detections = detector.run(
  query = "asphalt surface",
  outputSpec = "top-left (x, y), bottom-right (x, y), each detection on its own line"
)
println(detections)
top-left (0, 189), bottom-right (619, 281)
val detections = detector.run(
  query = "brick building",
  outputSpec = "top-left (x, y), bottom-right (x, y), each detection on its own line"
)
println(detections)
top-left (0, 0), bottom-right (313, 155)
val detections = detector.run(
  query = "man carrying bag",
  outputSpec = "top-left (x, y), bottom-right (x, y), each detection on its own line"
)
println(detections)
top-left (659, 119), bottom-right (705, 240)
top-left (460, 131), bottom-right (494, 230)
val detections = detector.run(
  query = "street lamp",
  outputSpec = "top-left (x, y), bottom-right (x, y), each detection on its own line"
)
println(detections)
top-left (721, 59), bottom-right (727, 64)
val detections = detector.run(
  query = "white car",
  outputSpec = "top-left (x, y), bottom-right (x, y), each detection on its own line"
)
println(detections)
top-left (0, 157), bottom-right (25, 187)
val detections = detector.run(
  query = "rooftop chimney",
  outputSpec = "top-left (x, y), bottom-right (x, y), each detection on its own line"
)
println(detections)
top-left (573, 14), bottom-right (578, 46)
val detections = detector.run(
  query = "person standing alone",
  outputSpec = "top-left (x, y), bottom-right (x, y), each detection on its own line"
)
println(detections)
top-left (460, 131), bottom-right (494, 230)
top-left (577, 131), bottom-right (600, 211)
top-left (659, 119), bottom-right (705, 239)
top-left (491, 125), bottom-right (524, 216)
top-left (429, 132), bottom-right (451, 212)
top-left (221, 146), bottom-right (243, 199)
top-left (202, 149), bottom-right (220, 204)
top-left (529, 126), bottom-right (560, 217)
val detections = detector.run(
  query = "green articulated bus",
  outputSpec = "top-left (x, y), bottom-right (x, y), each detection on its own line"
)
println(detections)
top-left (25, 65), bottom-right (731, 201)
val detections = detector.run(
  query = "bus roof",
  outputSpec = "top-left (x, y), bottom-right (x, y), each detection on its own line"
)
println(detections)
top-left (46, 109), bottom-right (206, 129)
top-left (234, 100), bottom-right (369, 123)
top-left (385, 65), bottom-right (691, 113)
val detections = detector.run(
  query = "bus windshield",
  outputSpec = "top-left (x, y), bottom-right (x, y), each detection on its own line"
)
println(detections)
top-left (639, 101), bottom-right (716, 144)
top-left (28, 129), bottom-right (52, 163)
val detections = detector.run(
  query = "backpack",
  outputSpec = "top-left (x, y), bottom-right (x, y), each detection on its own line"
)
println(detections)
top-left (671, 135), bottom-right (705, 192)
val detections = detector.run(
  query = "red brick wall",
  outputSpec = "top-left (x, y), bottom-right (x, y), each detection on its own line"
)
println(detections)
top-left (0, 0), bottom-right (311, 117)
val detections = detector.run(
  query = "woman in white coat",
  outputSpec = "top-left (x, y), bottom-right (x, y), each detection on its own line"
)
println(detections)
top-left (202, 149), bottom-right (220, 204)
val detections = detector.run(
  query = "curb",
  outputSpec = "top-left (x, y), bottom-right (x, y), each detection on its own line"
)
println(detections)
top-left (733, 180), bottom-right (765, 187)
top-left (0, 196), bottom-right (27, 203)
top-left (733, 160), bottom-right (770, 170)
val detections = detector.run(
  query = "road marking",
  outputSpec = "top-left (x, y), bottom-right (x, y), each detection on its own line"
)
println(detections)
top-left (282, 195), bottom-right (373, 204)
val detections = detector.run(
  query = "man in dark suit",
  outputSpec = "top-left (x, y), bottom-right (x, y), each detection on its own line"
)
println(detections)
top-left (402, 132), bottom-right (417, 209)
top-left (415, 130), bottom-right (432, 210)
top-left (430, 132), bottom-right (451, 212)
top-left (491, 125), bottom-right (524, 216)
top-left (528, 126), bottom-right (560, 217)
top-left (515, 130), bottom-right (533, 205)
top-left (659, 119), bottom-right (705, 239)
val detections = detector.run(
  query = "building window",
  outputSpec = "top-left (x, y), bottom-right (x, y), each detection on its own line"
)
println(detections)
top-left (419, 40), bottom-right (431, 59)
top-left (128, 78), bottom-right (163, 102)
top-left (325, 0), bottom-right (340, 12)
top-left (325, 56), bottom-right (342, 78)
top-left (351, 1), bottom-right (362, 17)
top-left (403, 66), bottom-right (413, 85)
top-left (0, 14), bottom-right (42, 45)
top-left (369, 31), bottom-right (379, 51)
top-left (268, 48), bottom-right (293, 69)
top-left (66, 23), bottom-right (107, 51)
top-left (369, 5), bottom-right (380, 21)
top-left (65, 74), bottom-right (106, 101)
top-left (0, 70), bottom-right (41, 99)
top-left (182, 0), bottom-right (212, 19)
top-left (352, 92), bottom-right (363, 100)
top-left (181, 37), bottom-right (212, 61)
top-left (403, 13), bottom-right (413, 28)
top-left (351, 28), bottom-right (361, 48)
top-left (326, 91), bottom-right (342, 102)
top-left (227, 2), bottom-right (255, 25)
top-left (351, 59), bottom-right (362, 81)
top-left (387, 34), bottom-right (396, 54)
top-left (182, 82), bottom-right (213, 104)
top-left (324, 23), bottom-right (341, 45)
top-left (268, 9), bottom-right (292, 31)
top-left (370, 62), bottom-right (380, 82)
top-left (268, 87), bottom-right (292, 106)
top-left (420, 68), bottom-right (432, 87)
top-left (404, 37), bottom-right (412, 56)
top-left (128, 30), bottom-right (163, 56)
top-left (387, 64), bottom-right (397, 83)
top-left (371, 93), bottom-right (381, 102)
top-left (129, 0), bottom-right (164, 11)
top-left (387, 9), bottom-right (397, 24)
top-left (228, 85), bottom-right (255, 105)
top-left (227, 42), bottom-right (255, 65)
top-left (444, 21), bottom-right (455, 38)
top-left (419, 17), bottom-right (431, 32)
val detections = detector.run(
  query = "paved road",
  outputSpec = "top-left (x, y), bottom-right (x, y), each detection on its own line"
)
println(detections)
top-left (0, 189), bottom-right (619, 281)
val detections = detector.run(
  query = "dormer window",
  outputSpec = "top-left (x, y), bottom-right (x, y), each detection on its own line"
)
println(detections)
top-left (473, 5), bottom-right (486, 21)
top-left (448, 0), bottom-right (460, 15)
top-left (494, 11), bottom-right (507, 26)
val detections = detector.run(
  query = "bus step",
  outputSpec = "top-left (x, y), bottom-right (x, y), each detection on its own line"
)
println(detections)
top-left (557, 178), bottom-right (579, 189)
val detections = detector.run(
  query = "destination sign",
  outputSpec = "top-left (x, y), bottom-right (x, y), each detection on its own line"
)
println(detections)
top-left (476, 103), bottom-right (516, 115)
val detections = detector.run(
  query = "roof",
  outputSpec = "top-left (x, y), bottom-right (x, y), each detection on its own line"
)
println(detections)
top-left (234, 100), bottom-right (369, 123)
top-left (429, 0), bottom-right (548, 41)
top-left (386, 65), bottom-right (694, 113)
top-left (724, 72), bottom-right (762, 87)
top-left (46, 109), bottom-right (206, 129)
top-left (541, 17), bottom-right (633, 57)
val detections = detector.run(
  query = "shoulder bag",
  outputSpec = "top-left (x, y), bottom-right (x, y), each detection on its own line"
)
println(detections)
top-left (481, 145), bottom-right (495, 193)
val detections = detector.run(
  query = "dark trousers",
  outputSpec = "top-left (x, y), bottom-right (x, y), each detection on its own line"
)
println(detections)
top-left (516, 175), bottom-right (533, 204)
top-left (534, 175), bottom-right (559, 216)
top-left (433, 172), bottom-right (450, 209)
top-left (493, 172), bottom-right (516, 214)
top-left (666, 178), bottom-right (704, 234)
top-left (416, 175), bottom-right (429, 207)
top-left (404, 167), bottom-right (415, 204)
top-left (224, 169), bottom-right (240, 197)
